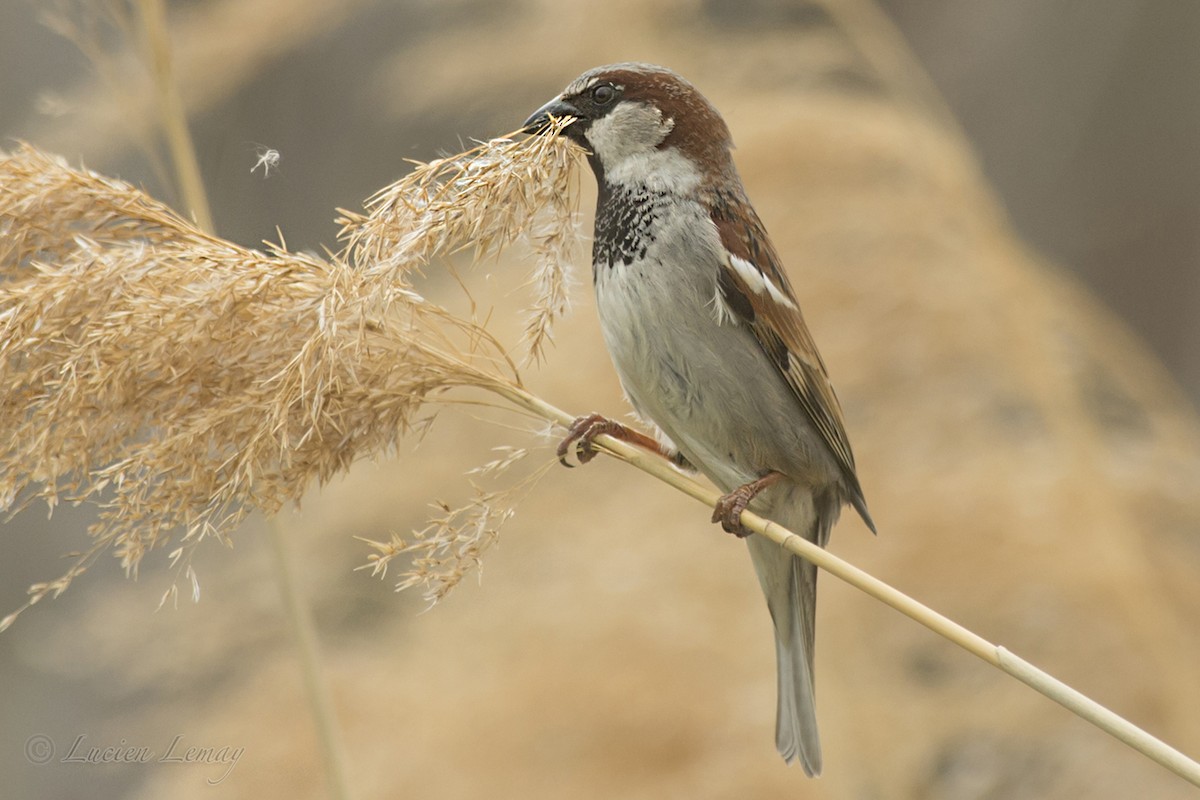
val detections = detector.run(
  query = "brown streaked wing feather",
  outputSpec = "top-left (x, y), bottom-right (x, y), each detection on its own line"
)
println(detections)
top-left (708, 188), bottom-right (873, 530)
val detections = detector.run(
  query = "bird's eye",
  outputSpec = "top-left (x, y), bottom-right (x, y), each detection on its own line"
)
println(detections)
top-left (590, 83), bottom-right (617, 106)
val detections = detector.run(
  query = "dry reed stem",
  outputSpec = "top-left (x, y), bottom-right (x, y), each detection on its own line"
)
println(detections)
top-left (121, 5), bottom-right (350, 795)
top-left (41, 0), bottom-right (175, 197)
top-left (0, 121), bottom-right (580, 629)
top-left (134, 0), bottom-right (213, 230)
top-left (505, 393), bottom-right (1200, 789)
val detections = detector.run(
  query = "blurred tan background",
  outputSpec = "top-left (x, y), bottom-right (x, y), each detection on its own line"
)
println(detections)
top-left (2, 0), bottom-right (1199, 798)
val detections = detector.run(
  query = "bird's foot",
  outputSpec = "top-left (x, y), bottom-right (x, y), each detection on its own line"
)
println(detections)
top-left (557, 413), bottom-right (633, 467)
top-left (712, 472), bottom-right (784, 537)
top-left (557, 413), bottom-right (688, 469)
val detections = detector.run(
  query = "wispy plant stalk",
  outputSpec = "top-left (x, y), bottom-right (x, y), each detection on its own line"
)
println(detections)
top-left (134, 0), bottom-right (212, 231)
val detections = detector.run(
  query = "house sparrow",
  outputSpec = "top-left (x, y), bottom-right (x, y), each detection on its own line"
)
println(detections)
top-left (524, 63), bottom-right (874, 775)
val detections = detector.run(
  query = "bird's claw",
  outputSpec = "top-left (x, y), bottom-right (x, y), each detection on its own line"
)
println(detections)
top-left (556, 413), bottom-right (624, 468)
top-left (712, 472), bottom-right (784, 538)
top-left (712, 487), bottom-right (755, 537)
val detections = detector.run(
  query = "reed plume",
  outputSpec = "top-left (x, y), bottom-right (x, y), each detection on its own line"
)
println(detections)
top-left (0, 120), bottom-right (580, 628)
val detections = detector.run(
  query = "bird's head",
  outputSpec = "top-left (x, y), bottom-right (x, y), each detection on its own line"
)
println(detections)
top-left (524, 63), bottom-right (735, 191)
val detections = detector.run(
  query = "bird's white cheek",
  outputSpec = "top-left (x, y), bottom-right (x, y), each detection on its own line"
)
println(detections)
top-left (585, 102), bottom-right (670, 161)
top-left (584, 105), bottom-right (700, 194)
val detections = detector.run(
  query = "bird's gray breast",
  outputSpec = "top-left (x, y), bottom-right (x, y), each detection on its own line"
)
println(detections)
top-left (589, 185), bottom-right (837, 491)
top-left (591, 190), bottom-right (756, 482)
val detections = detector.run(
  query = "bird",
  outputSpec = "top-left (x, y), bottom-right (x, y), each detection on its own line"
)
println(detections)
top-left (523, 63), bottom-right (874, 776)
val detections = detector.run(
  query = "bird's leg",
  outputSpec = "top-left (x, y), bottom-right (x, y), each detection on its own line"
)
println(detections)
top-left (712, 471), bottom-right (785, 538)
top-left (556, 413), bottom-right (690, 469)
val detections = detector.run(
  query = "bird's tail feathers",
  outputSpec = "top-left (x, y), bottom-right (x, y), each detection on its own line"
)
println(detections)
top-left (745, 493), bottom-right (835, 776)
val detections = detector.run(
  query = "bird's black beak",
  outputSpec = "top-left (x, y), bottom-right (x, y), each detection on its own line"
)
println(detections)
top-left (523, 97), bottom-right (581, 135)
